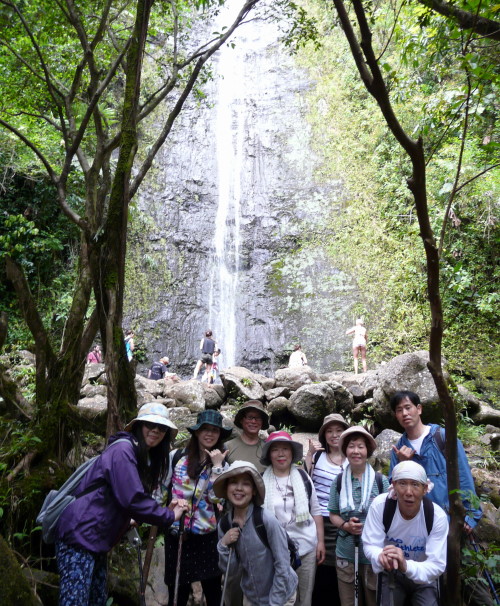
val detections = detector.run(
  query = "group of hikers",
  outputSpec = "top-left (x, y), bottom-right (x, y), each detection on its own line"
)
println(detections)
top-left (50, 389), bottom-right (495, 606)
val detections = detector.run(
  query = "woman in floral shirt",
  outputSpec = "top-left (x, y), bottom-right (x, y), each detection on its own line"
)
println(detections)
top-left (163, 410), bottom-right (231, 606)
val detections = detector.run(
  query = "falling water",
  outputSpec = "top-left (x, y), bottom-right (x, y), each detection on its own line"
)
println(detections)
top-left (207, 41), bottom-right (245, 368)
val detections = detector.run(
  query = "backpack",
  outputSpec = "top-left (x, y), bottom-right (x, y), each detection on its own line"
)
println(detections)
top-left (220, 506), bottom-right (302, 570)
top-left (36, 438), bottom-right (130, 544)
top-left (382, 494), bottom-right (434, 535)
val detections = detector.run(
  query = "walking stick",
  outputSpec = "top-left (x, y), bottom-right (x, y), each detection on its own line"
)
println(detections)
top-left (388, 570), bottom-right (396, 606)
top-left (173, 514), bottom-right (186, 606)
top-left (142, 525), bottom-right (158, 587)
top-left (470, 533), bottom-right (500, 605)
top-left (354, 534), bottom-right (360, 606)
top-left (127, 528), bottom-right (147, 606)
top-left (220, 522), bottom-right (240, 606)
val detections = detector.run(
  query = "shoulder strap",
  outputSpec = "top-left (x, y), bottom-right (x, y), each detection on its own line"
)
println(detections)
top-left (219, 512), bottom-right (230, 535)
top-left (172, 447), bottom-right (186, 470)
top-left (375, 472), bottom-right (384, 494)
top-left (383, 494), bottom-right (434, 535)
top-left (433, 427), bottom-right (446, 457)
top-left (297, 467), bottom-right (313, 501)
top-left (313, 450), bottom-right (322, 465)
top-left (382, 495), bottom-right (397, 534)
top-left (253, 506), bottom-right (270, 550)
top-left (336, 471), bottom-right (343, 493)
top-left (423, 496), bottom-right (434, 534)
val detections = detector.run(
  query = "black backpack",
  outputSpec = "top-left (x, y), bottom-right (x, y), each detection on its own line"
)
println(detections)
top-left (220, 506), bottom-right (302, 570)
top-left (382, 494), bottom-right (434, 534)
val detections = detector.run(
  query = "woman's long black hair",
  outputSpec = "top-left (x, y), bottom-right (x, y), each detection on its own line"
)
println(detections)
top-left (186, 428), bottom-right (225, 480)
top-left (130, 422), bottom-right (171, 493)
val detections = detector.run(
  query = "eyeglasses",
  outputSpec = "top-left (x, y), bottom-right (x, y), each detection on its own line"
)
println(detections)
top-left (244, 415), bottom-right (262, 422)
top-left (143, 421), bottom-right (167, 433)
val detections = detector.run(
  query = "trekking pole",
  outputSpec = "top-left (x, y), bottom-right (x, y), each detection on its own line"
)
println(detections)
top-left (220, 522), bottom-right (240, 606)
top-left (127, 527), bottom-right (146, 606)
top-left (470, 533), bottom-right (500, 605)
top-left (388, 570), bottom-right (396, 606)
top-left (173, 514), bottom-right (186, 606)
top-left (142, 525), bottom-right (158, 587)
top-left (354, 534), bottom-right (360, 606)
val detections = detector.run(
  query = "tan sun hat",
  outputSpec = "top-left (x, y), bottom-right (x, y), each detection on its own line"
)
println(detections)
top-left (213, 460), bottom-right (265, 506)
top-left (318, 413), bottom-right (349, 442)
top-left (338, 425), bottom-right (377, 457)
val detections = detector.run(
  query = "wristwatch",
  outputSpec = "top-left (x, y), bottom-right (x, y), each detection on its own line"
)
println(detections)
top-left (212, 466), bottom-right (224, 475)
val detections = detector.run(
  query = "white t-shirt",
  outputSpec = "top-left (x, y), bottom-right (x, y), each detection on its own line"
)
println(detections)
top-left (272, 474), bottom-right (321, 556)
top-left (362, 493), bottom-right (448, 584)
top-left (408, 425), bottom-right (431, 455)
top-left (311, 452), bottom-right (347, 516)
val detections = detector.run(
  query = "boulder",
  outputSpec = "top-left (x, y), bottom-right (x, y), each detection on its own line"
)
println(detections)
top-left (167, 407), bottom-right (197, 434)
top-left (274, 366), bottom-right (321, 391)
top-left (472, 468), bottom-right (500, 510)
top-left (211, 384), bottom-right (226, 400)
top-left (77, 395), bottom-right (107, 412)
top-left (457, 384), bottom-right (482, 414)
top-left (201, 384), bottom-right (224, 409)
top-left (164, 380), bottom-right (206, 413)
top-left (341, 371), bottom-right (379, 402)
top-left (472, 403), bottom-right (500, 428)
top-left (475, 500), bottom-right (500, 543)
top-left (83, 363), bottom-right (107, 385)
top-left (220, 368), bottom-right (265, 401)
top-left (372, 351), bottom-right (448, 430)
top-left (252, 373), bottom-right (276, 391)
top-left (80, 383), bottom-right (107, 398)
top-left (373, 428), bottom-right (401, 472)
top-left (134, 375), bottom-right (163, 397)
top-left (265, 386), bottom-right (291, 401)
top-left (268, 396), bottom-right (290, 414)
top-left (288, 382), bottom-right (354, 431)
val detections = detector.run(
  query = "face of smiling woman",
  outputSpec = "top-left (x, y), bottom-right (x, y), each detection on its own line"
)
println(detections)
top-left (269, 443), bottom-right (293, 475)
top-left (226, 473), bottom-right (256, 510)
top-left (141, 422), bottom-right (166, 449)
top-left (195, 424), bottom-right (221, 450)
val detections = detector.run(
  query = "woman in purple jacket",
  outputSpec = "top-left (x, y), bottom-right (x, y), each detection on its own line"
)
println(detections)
top-left (55, 402), bottom-right (188, 606)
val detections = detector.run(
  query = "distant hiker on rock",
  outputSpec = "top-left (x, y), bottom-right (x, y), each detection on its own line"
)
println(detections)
top-left (288, 344), bottom-right (308, 367)
top-left (193, 329), bottom-right (217, 380)
top-left (125, 330), bottom-right (135, 362)
top-left (148, 357), bottom-right (170, 380)
top-left (86, 344), bottom-right (102, 364)
top-left (346, 318), bottom-right (367, 374)
top-left (205, 348), bottom-right (221, 384)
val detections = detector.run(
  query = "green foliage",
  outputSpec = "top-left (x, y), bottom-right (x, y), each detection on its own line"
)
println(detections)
top-left (296, 0), bottom-right (499, 378)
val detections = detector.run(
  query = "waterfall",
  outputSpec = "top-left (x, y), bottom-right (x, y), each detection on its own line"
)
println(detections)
top-left (207, 39), bottom-right (246, 368)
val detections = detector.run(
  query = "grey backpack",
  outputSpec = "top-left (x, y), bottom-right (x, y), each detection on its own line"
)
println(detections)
top-left (36, 438), bottom-right (130, 544)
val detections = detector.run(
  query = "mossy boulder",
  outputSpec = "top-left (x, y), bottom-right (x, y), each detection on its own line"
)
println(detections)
top-left (0, 533), bottom-right (40, 605)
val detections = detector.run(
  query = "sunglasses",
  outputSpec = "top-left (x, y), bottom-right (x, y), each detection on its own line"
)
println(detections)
top-left (143, 421), bottom-right (168, 433)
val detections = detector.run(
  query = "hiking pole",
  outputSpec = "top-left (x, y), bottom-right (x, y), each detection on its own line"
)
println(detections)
top-left (173, 514), bottom-right (186, 606)
top-left (127, 527), bottom-right (147, 606)
top-left (388, 570), bottom-right (396, 606)
top-left (354, 534), bottom-right (360, 606)
top-left (142, 525), bottom-right (158, 587)
top-left (220, 522), bottom-right (240, 606)
top-left (470, 533), bottom-right (500, 605)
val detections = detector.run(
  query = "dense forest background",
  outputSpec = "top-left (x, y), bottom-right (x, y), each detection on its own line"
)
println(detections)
top-left (0, 0), bottom-right (498, 603)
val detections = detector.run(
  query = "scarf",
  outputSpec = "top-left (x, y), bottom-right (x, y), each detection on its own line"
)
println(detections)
top-left (263, 465), bottom-right (311, 523)
top-left (339, 463), bottom-right (375, 514)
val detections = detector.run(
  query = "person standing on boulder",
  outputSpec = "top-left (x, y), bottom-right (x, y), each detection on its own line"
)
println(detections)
top-left (193, 329), bottom-right (217, 380)
top-left (148, 356), bottom-right (170, 380)
top-left (288, 344), bottom-right (308, 368)
top-left (346, 318), bottom-right (367, 374)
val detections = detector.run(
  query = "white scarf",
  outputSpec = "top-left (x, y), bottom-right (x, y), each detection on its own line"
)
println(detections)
top-left (263, 465), bottom-right (311, 523)
top-left (339, 463), bottom-right (375, 514)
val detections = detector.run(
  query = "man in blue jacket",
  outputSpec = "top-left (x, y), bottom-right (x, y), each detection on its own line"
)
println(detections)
top-left (389, 390), bottom-right (492, 606)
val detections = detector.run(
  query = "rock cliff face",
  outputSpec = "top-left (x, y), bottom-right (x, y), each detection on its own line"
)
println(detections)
top-left (125, 13), bottom-right (358, 377)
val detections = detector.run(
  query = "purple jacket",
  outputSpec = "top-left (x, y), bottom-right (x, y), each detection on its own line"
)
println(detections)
top-left (56, 432), bottom-right (174, 553)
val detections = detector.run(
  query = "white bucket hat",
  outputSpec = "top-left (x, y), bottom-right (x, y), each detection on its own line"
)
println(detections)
top-left (125, 402), bottom-right (178, 438)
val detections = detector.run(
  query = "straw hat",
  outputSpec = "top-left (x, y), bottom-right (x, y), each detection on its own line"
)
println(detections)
top-left (260, 431), bottom-right (303, 466)
top-left (338, 426), bottom-right (377, 457)
top-left (213, 460), bottom-right (265, 506)
top-left (124, 402), bottom-right (178, 438)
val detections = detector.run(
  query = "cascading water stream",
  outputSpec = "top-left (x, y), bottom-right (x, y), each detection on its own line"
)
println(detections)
top-left (207, 43), bottom-right (246, 368)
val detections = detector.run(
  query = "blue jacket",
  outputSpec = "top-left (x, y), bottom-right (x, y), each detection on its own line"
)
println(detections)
top-left (56, 432), bottom-right (175, 553)
top-left (389, 424), bottom-right (482, 528)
